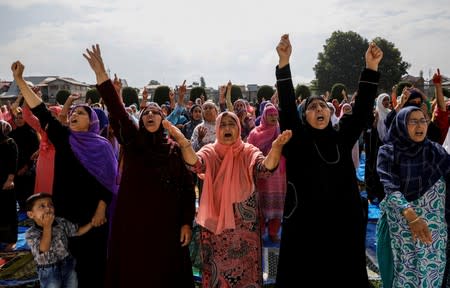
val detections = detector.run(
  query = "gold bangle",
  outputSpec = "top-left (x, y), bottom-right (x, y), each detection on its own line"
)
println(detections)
top-left (408, 216), bottom-right (421, 224)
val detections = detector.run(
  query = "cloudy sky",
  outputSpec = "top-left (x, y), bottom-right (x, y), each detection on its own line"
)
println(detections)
top-left (0, 0), bottom-right (449, 90)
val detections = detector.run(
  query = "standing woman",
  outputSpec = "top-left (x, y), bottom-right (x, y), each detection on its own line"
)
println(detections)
top-left (83, 45), bottom-right (196, 288)
top-left (274, 34), bottom-right (383, 287)
top-left (164, 110), bottom-right (291, 287)
top-left (11, 61), bottom-right (118, 288)
top-left (0, 120), bottom-right (18, 251)
top-left (377, 106), bottom-right (450, 288)
top-left (247, 103), bottom-right (286, 243)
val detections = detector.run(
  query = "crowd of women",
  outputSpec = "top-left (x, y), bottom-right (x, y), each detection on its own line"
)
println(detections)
top-left (1, 33), bottom-right (450, 288)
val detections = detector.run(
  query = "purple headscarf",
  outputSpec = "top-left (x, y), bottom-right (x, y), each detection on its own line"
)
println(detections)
top-left (68, 104), bottom-right (118, 194)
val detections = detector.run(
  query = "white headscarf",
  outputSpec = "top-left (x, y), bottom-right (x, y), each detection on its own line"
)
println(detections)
top-left (327, 102), bottom-right (339, 126)
top-left (376, 93), bottom-right (391, 142)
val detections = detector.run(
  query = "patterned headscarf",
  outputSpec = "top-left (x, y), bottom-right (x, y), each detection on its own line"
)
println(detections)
top-left (377, 106), bottom-right (450, 201)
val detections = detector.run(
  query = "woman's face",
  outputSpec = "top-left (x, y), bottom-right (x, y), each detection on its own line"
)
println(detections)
top-left (265, 111), bottom-right (279, 126)
top-left (69, 107), bottom-right (90, 132)
top-left (407, 110), bottom-right (428, 143)
top-left (191, 107), bottom-right (203, 121)
top-left (218, 115), bottom-right (239, 145)
top-left (305, 99), bottom-right (330, 130)
top-left (202, 103), bottom-right (217, 123)
top-left (382, 96), bottom-right (390, 109)
top-left (141, 107), bottom-right (162, 133)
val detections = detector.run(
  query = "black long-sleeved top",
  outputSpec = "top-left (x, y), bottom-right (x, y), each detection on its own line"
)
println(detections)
top-left (275, 64), bottom-right (379, 288)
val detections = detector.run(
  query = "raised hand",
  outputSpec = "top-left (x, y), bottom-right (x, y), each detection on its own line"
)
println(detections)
top-left (432, 68), bottom-right (442, 85)
top-left (113, 73), bottom-right (122, 93)
top-left (162, 119), bottom-right (187, 143)
top-left (272, 129), bottom-right (292, 149)
top-left (11, 61), bottom-right (25, 80)
top-left (83, 44), bottom-right (109, 84)
top-left (365, 42), bottom-right (383, 71)
top-left (276, 34), bottom-right (292, 68)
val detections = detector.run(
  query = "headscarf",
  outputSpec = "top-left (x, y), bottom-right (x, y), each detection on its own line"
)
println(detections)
top-left (255, 100), bottom-right (269, 126)
top-left (403, 90), bottom-right (423, 108)
top-left (196, 111), bottom-right (262, 234)
top-left (378, 106), bottom-right (450, 201)
top-left (247, 103), bottom-right (279, 154)
top-left (327, 102), bottom-right (339, 126)
top-left (339, 103), bottom-right (352, 119)
top-left (0, 120), bottom-right (12, 142)
top-left (68, 104), bottom-right (118, 194)
top-left (376, 93), bottom-right (391, 142)
top-left (93, 107), bottom-right (109, 138)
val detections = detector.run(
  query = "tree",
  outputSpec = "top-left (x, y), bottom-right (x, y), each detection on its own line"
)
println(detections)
top-left (257, 85), bottom-right (275, 103)
top-left (200, 76), bottom-right (206, 88)
top-left (314, 31), bottom-right (368, 94)
top-left (330, 83), bottom-right (347, 103)
top-left (395, 81), bottom-right (412, 96)
top-left (148, 80), bottom-right (160, 85)
top-left (85, 88), bottom-right (101, 104)
top-left (153, 85), bottom-right (170, 106)
top-left (56, 89), bottom-right (71, 105)
top-left (190, 86), bottom-right (207, 102)
top-left (295, 84), bottom-right (311, 101)
top-left (372, 37), bottom-right (410, 93)
top-left (122, 87), bottom-right (139, 107)
top-left (225, 85), bottom-right (243, 104)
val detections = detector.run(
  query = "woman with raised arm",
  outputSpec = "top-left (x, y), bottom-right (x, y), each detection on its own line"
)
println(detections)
top-left (164, 109), bottom-right (291, 287)
top-left (274, 34), bottom-right (382, 287)
top-left (11, 61), bottom-right (118, 288)
top-left (83, 44), bottom-right (196, 288)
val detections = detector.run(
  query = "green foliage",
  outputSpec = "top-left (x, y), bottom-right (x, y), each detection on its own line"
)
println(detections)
top-left (200, 76), bottom-right (206, 88)
top-left (396, 81), bottom-right (412, 96)
top-left (148, 80), bottom-right (160, 85)
top-left (153, 86), bottom-right (170, 106)
top-left (295, 84), bottom-right (311, 100)
top-left (55, 89), bottom-right (71, 105)
top-left (330, 83), bottom-right (347, 102)
top-left (314, 31), bottom-right (411, 95)
top-left (190, 87), bottom-right (207, 102)
top-left (122, 87), bottom-right (139, 107)
top-left (225, 85), bottom-right (243, 104)
top-left (85, 88), bottom-right (100, 104)
top-left (372, 37), bottom-right (410, 93)
top-left (257, 85), bottom-right (275, 103)
top-left (314, 31), bottom-right (368, 94)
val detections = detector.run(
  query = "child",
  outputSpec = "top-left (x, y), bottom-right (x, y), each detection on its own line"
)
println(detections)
top-left (25, 193), bottom-right (93, 288)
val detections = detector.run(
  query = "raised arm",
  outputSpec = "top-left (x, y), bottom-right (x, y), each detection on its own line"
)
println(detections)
top-left (261, 130), bottom-right (292, 170)
top-left (275, 34), bottom-right (299, 132)
top-left (225, 81), bottom-right (233, 111)
top-left (11, 62), bottom-right (42, 108)
top-left (83, 44), bottom-right (137, 142)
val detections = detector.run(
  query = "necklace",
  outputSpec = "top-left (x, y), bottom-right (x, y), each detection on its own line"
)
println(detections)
top-left (313, 142), bottom-right (340, 164)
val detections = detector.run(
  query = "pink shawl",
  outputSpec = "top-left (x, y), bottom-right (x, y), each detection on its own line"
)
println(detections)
top-left (196, 112), bottom-right (261, 234)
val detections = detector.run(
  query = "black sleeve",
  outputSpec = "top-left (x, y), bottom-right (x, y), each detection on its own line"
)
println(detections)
top-left (337, 68), bottom-right (380, 148)
top-left (276, 64), bottom-right (300, 132)
top-left (31, 102), bottom-right (70, 150)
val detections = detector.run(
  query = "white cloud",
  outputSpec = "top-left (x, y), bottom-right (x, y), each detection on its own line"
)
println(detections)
top-left (1, 0), bottom-right (449, 89)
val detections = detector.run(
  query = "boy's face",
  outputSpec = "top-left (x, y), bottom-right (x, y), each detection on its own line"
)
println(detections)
top-left (27, 198), bottom-right (54, 226)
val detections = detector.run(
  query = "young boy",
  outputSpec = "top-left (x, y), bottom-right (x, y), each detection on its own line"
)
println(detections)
top-left (25, 193), bottom-right (93, 288)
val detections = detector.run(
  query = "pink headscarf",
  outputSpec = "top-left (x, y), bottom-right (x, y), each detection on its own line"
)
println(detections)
top-left (196, 111), bottom-right (262, 234)
top-left (247, 103), bottom-right (279, 155)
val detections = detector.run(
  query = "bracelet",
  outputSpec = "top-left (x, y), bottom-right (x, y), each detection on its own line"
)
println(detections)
top-left (408, 216), bottom-right (421, 224)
